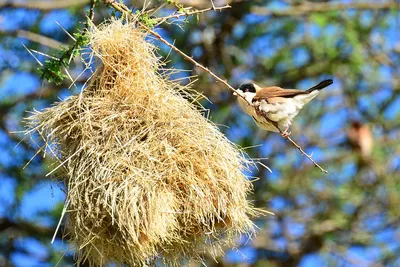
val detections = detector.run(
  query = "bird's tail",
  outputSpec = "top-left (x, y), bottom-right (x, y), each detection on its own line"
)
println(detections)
top-left (306, 79), bottom-right (333, 93)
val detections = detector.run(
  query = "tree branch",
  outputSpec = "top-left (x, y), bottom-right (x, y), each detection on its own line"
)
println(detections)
top-left (0, 29), bottom-right (64, 49)
top-left (0, 218), bottom-right (62, 238)
top-left (251, 1), bottom-right (399, 16)
top-left (0, 0), bottom-right (90, 10)
top-left (155, 4), bottom-right (231, 25)
top-left (255, 107), bottom-right (328, 174)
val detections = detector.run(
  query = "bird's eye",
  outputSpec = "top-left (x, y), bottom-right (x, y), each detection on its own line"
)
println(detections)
top-left (245, 88), bottom-right (249, 92)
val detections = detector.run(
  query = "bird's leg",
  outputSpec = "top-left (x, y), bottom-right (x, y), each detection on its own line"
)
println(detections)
top-left (281, 125), bottom-right (291, 137)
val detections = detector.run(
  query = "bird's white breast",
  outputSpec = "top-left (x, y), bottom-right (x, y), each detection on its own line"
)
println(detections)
top-left (257, 90), bottom-right (320, 128)
top-left (237, 93), bottom-right (257, 117)
top-left (237, 92), bottom-right (279, 132)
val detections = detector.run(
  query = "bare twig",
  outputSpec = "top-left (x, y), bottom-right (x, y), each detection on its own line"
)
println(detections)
top-left (254, 108), bottom-right (328, 173)
top-left (155, 5), bottom-right (231, 25)
top-left (139, 21), bottom-right (254, 106)
top-left (285, 136), bottom-right (328, 173)
top-left (255, 106), bottom-right (328, 174)
top-left (210, 0), bottom-right (216, 10)
top-left (103, 0), bottom-right (329, 174)
top-left (252, 1), bottom-right (398, 16)
top-left (0, 29), bottom-right (63, 49)
top-left (83, 0), bottom-right (96, 32)
top-left (88, 0), bottom-right (96, 21)
top-left (0, 0), bottom-right (90, 10)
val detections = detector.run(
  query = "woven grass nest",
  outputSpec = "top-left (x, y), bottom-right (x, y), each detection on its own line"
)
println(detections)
top-left (25, 19), bottom-right (258, 266)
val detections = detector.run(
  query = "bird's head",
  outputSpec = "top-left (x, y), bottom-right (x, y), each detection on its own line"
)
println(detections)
top-left (238, 83), bottom-right (257, 93)
top-left (234, 83), bottom-right (260, 96)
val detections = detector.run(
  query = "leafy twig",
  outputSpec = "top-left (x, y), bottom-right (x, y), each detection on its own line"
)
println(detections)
top-left (37, 32), bottom-right (89, 85)
top-left (37, 0), bottom-right (97, 85)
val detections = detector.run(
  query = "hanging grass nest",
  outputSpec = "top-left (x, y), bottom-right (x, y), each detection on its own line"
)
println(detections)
top-left (25, 19), bottom-right (258, 266)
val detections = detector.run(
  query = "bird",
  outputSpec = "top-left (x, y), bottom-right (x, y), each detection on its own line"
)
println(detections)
top-left (234, 79), bottom-right (333, 137)
top-left (347, 121), bottom-right (373, 161)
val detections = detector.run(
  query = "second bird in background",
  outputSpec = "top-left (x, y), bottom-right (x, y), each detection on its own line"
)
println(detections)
top-left (235, 79), bottom-right (333, 137)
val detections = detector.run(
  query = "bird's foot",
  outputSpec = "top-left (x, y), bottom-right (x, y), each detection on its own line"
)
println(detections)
top-left (281, 125), bottom-right (291, 137)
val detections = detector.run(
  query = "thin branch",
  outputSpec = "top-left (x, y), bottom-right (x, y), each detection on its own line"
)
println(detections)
top-left (210, 0), bottom-right (216, 10)
top-left (0, 29), bottom-right (64, 49)
top-left (103, 0), bottom-right (329, 174)
top-left (0, 218), bottom-right (62, 238)
top-left (286, 137), bottom-right (328, 173)
top-left (17, 30), bottom-right (64, 49)
top-left (87, 0), bottom-right (96, 24)
top-left (255, 108), bottom-right (328, 174)
top-left (140, 22), bottom-right (254, 105)
top-left (0, 0), bottom-right (90, 10)
top-left (252, 1), bottom-right (399, 16)
top-left (155, 5), bottom-right (231, 25)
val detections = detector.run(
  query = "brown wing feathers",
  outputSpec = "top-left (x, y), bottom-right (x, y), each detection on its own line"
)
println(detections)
top-left (252, 87), bottom-right (306, 102)
top-left (252, 79), bottom-right (333, 103)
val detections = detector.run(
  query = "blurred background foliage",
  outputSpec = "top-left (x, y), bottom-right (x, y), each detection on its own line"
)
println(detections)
top-left (0, 0), bottom-right (399, 266)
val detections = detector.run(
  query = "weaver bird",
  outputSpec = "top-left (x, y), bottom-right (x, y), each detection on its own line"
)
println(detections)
top-left (235, 79), bottom-right (333, 137)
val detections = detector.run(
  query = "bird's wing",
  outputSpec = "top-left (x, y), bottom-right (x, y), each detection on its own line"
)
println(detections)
top-left (252, 86), bottom-right (307, 103)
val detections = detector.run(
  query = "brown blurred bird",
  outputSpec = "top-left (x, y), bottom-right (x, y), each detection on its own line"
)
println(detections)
top-left (347, 121), bottom-right (373, 161)
top-left (235, 79), bottom-right (333, 136)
